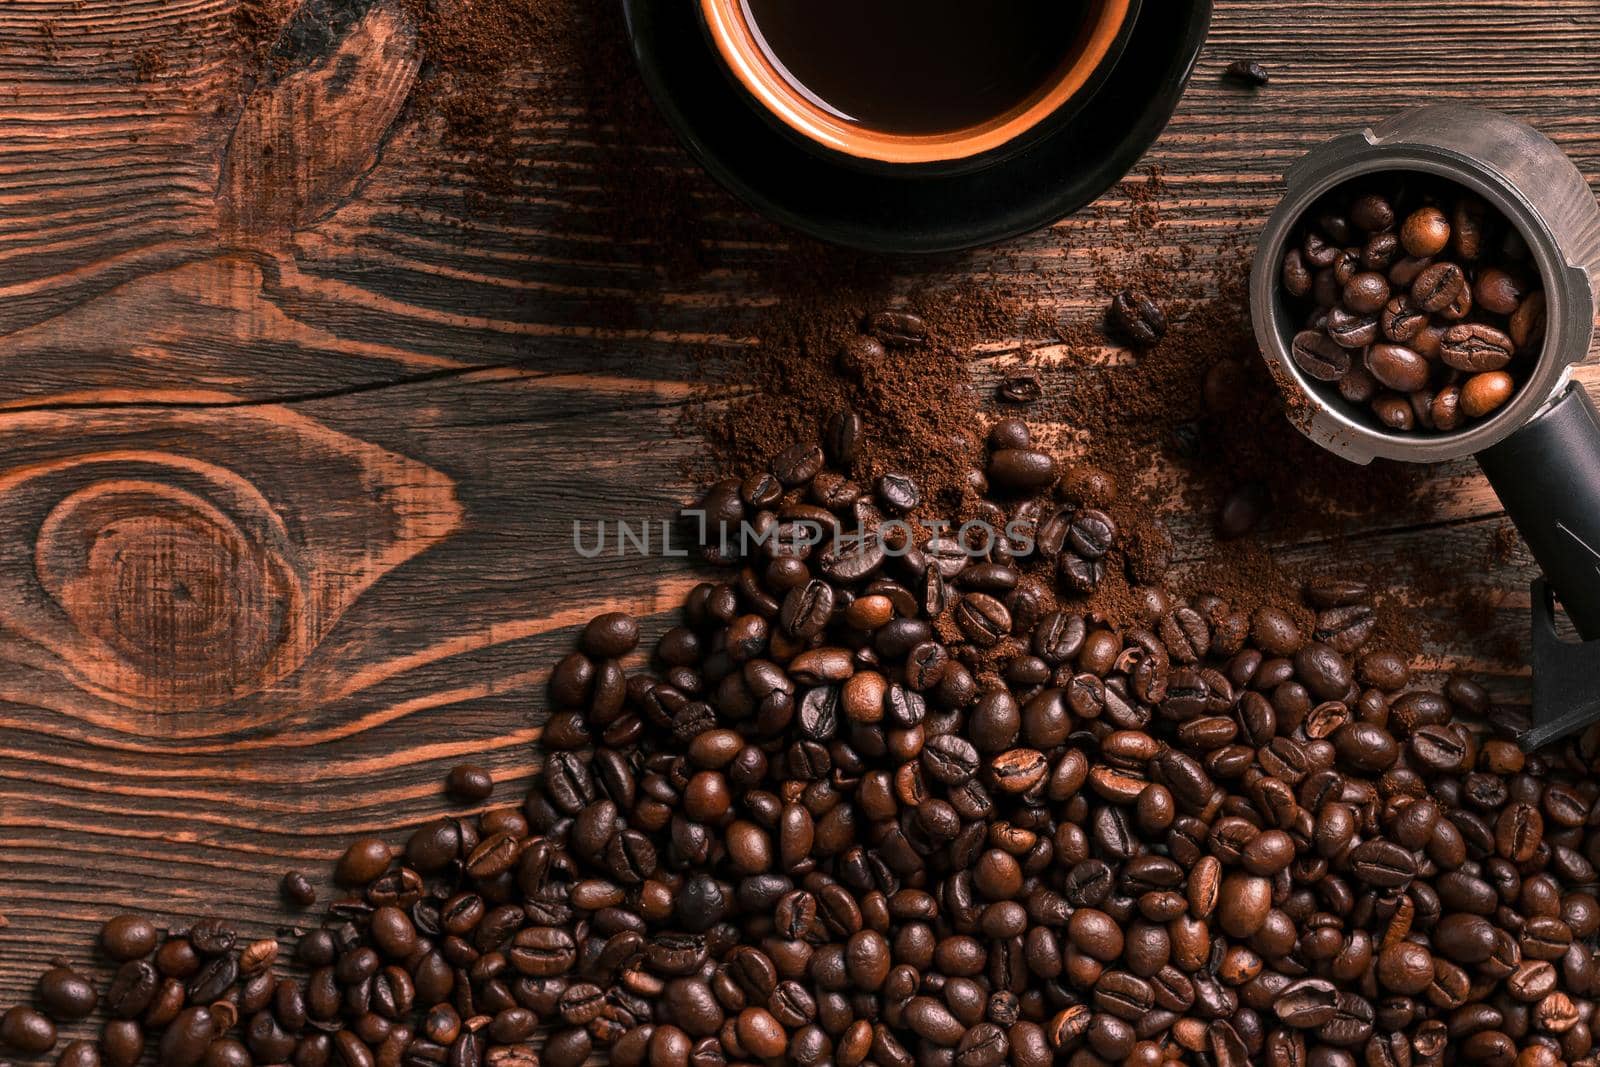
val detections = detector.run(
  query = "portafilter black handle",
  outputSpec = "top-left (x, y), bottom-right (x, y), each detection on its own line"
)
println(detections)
top-left (1476, 383), bottom-right (1600, 750)
top-left (1477, 384), bottom-right (1600, 643)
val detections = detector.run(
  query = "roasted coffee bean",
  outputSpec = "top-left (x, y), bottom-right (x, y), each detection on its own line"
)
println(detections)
top-left (1474, 267), bottom-right (1525, 314)
top-left (187, 955), bottom-right (238, 1004)
top-left (1431, 384), bottom-right (1463, 430)
top-left (955, 1023), bottom-right (1008, 1067)
top-left (282, 870), bottom-right (317, 907)
top-left (1462, 370), bottom-right (1514, 417)
top-left (1068, 510), bottom-right (1116, 560)
top-left (1380, 295), bottom-right (1427, 342)
top-left (1350, 194), bottom-right (1395, 233)
top-left (1377, 941), bottom-right (1435, 996)
top-left (159, 1008), bottom-right (215, 1067)
top-left (772, 442), bottom-right (825, 486)
top-left (1291, 330), bottom-right (1350, 382)
top-left (1217, 874), bottom-right (1272, 938)
top-left (876, 472), bottom-right (920, 514)
top-left (205, 1040), bottom-right (253, 1067)
top-left (187, 919), bottom-right (235, 956)
top-left (97, 1021), bottom-right (145, 1067)
top-left (865, 310), bottom-right (927, 346)
top-left (1343, 272), bottom-right (1390, 314)
top-left (1223, 59), bottom-right (1270, 85)
top-left (1497, 801), bottom-right (1544, 862)
top-left (1274, 978), bottom-right (1338, 1028)
top-left (237, 938), bottom-right (279, 977)
top-left (1412, 262), bottom-right (1466, 312)
top-left (106, 960), bottom-right (159, 1019)
top-left (1512, 290), bottom-right (1547, 351)
top-left (1349, 839), bottom-right (1416, 888)
top-left (987, 449), bottom-right (1057, 492)
top-left (954, 594), bottom-right (1011, 647)
top-left (1440, 323), bottom-right (1514, 372)
top-left (101, 915), bottom-right (158, 961)
top-left (1325, 307), bottom-right (1378, 348)
top-left (997, 374), bottom-right (1042, 405)
top-left (58, 1040), bottom-right (100, 1067)
top-left (1401, 206), bottom-right (1451, 257)
top-left (1, 1007), bottom-right (57, 1055)
top-left (1317, 992), bottom-right (1375, 1048)
top-left (823, 410), bottom-right (861, 466)
top-left (922, 734), bottom-right (979, 785)
top-left (1408, 723), bottom-right (1467, 771)
top-left (333, 1031), bottom-right (375, 1067)
top-left (37, 964), bottom-right (97, 1021)
top-left (1338, 364), bottom-right (1378, 404)
top-left (337, 838), bottom-right (394, 886)
top-left (1362, 231), bottom-right (1400, 271)
top-left (447, 765), bottom-right (494, 802)
top-left (1365, 344), bottom-right (1429, 392)
top-left (1067, 909), bottom-right (1123, 961)
top-left (1108, 290), bottom-right (1166, 346)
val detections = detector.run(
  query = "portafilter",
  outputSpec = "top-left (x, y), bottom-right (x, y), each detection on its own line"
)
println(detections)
top-left (1251, 105), bottom-right (1600, 750)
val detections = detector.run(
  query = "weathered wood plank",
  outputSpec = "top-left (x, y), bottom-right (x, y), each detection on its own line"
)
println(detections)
top-left (3, 0), bottom-right (1600, 1016)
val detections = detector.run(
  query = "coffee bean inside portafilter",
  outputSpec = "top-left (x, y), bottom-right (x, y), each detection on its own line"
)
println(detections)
top-left (7, 416), bottom-right (1600, 1067)
top-left (1282, 174), bottom-right (1546, 432)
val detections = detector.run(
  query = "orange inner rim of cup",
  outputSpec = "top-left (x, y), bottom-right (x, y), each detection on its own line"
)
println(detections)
top-left (700, 0), bottom-right (1132, 165)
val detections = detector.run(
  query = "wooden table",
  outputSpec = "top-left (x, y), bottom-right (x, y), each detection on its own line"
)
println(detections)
top-left (2, 0), bottom-right (1598, 1010)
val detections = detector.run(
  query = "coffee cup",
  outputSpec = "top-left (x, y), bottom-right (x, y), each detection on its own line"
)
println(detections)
top-left (697, 0), bottom-right (1140, 171)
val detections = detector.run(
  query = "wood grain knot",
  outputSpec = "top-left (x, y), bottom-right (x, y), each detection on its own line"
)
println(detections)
top-left (0, 406), bottom-right (462, 723)
top-left (37, 478), bottom-right (301, 708)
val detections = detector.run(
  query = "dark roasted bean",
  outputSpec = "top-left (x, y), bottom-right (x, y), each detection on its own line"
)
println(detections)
top-left (1, 1007), bottom-right (57, 1055)
top-left (101, 915), bottom-right (159, 961)
top-left (1109, 290), bottom-right (1166, 346)
top-left (1224, 59), bottom-right (1270, 86)
top-left (37, 964), bottom-right (97, 1021)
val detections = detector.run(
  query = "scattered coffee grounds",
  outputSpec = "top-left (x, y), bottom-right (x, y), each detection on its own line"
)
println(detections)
top-left (132, 47), bottom-right (169, 82)
top-left (1490, 522), bottom-right (1522, 567)
top-left (1045, 244), bottom-right (1432, 621)
top-left (677, 163), bottom-right (1518, 669)
top-left (401, 0), bottom-right (556, 195)
top-left (229, 0), bottom-right (297, 82)
top-left (4, 427), bottom-right (1595, 1067)
top-left (37, 20), bottom-right (59, 62)
top-left (681, 281), bottom-right (1014, 515)
top-left (1281, 175), bottom-right (1544, 433)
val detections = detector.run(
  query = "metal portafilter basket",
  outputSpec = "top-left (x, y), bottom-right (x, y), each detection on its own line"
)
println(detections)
top-left (1251, 105), bottom-right (1600, 750)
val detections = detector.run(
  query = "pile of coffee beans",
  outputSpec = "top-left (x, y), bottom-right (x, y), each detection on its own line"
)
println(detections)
top-left (5, 424), bottom-right (1600, 1067)
top-left (1281, 174), bottom-right (1546, 432)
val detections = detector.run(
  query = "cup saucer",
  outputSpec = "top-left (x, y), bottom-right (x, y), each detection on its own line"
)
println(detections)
top-left (621, 0), bottom-right (1213, 254)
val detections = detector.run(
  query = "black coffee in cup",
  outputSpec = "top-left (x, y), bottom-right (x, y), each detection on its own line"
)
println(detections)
top-left (739, 0), bottom-right (1095, 135)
